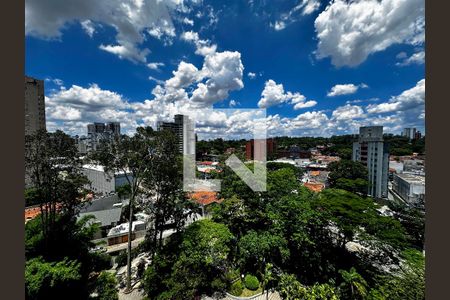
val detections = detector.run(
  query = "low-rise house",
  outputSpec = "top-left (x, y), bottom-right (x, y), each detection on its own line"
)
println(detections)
top-left (107, 220), bottom-right (146, 246)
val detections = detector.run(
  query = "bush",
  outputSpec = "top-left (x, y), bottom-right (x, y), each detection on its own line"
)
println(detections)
top-left (229, 280), bottom-right (243, 296)
top-left (225, 269), bottom-right (240, 283)
top-left (90, 252), bottom-right (112, 272)
top-left (244, 275), bottom-right (259, 291)
top-left (94, 271), bottom-right (118, 300)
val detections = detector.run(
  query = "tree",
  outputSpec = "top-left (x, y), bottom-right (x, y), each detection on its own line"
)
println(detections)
top-left (339, 267), bottom-right (368, 299)
top-left (327, 160), bottom-right (369, 195)
top-left (238, 231), bottom-right (289, 274)
top-left (25, 257), bottom-right (83, 300)
top-left (93, 272), bottom-right (119, 300)
top-left (143, 219), bottom-right (234, 299)
top-left (90, 126), bottom-right (155, 291)
top-left (368, 250), bottom-right (425, 300)
top-left (25, 130), bottom-right (89, 250)
top-left (141, 129), bottom-right (195, 252)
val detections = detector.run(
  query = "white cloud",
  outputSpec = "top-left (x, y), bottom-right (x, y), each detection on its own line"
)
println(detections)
top-left (181, 30), bottom-right (217, 56)
top-left (272, 0), bottom-right (321, 31)
top-left (80, 20), bottom-right (95, 37)
top-left (314, 0), bottom-right (425, 67)
top-left (190, 51), bottom-right (244, 105)
top-left (367, 79), bottom-right (425, 114)
top-left (229, 100), bottom-right (239, 107)
top-left (293, 100), bottom-right (317, 110)
top-left (258, 79), bottom-right (316, 110)
top-left (147, 62), bottom-right (165, 70)
top-left (331, 104), bottom-right (365, 121)
top-left (327, 83), bottom-right (368, 97)
top-left (396, 51), bottom-right (425, 66)
top-left (182, 17), bottom-right (194, 26)
top-left (248, 72), bottom-right (257, 79)
top-left (272, 21), bottom-right (286, 31)
top-left (98, 43), bottom-right (151, 64)
top-left (25, 0), bottom-right (186, 63)
top-left (148, 76), bottom-right (164, 85)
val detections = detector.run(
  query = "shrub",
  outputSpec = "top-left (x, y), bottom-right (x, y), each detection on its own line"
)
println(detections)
top-left (225, 269), bottom-right (241, 283)
top-left (244, 275), bottom-right (259, 291)
top-left (90, 252), bottom-right (112, 272)
top-left (95, 271), bottom-right (118, 300)
top-left (229, 280), bottom-right (243, 296)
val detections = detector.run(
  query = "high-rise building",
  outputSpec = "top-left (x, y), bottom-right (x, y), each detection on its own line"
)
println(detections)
top-left (352, 126), bottom-right (389, 199)
top-left (86, 122), bottom-right (121, 152)
top-left (402, 128), bottom-right (417, 140)
top-left (157, 114), bottom-right (194, 155)
top-left (25, 76), bottom-right (46, 135)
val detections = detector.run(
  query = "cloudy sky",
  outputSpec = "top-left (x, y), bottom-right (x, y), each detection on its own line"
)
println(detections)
top-left (25, 0), bottom-right (425, 139)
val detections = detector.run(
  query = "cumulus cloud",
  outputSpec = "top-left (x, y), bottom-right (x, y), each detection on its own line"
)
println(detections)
top-left (327, 83), bottom-right (368, 97)
top-left (396, 50), bottom-right (425, 66)
top-left (181, 31), bottom-right (217, 56)
top-left (25, 0), bottom-right (186, 63)
top-left (367, 79), bottom-right (425, 114)
top-left (190, 51), bottom-right (244, 105)
top-left (331, 104), bottom-right (365, 121)
top-left (314, 0), bottom-right (425, 67)
top-left (248, 72), bottom-right (257, 79)
top-left (44, 83), bottom-right (141, 135)
top-left (257, 79), bottom-right (316, 110)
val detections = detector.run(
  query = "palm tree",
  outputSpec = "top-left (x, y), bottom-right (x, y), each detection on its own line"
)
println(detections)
top-left (339, 267), bottom-right (368, 299)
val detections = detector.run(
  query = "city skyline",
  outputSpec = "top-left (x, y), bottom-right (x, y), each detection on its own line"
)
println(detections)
top-left (25, 0), bottom-right (425, 139)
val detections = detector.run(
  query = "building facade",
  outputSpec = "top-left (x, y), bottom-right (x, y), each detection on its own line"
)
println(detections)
top-left (25, 76), bottom-right (46, 136)
top-left (82, 164), bottom-right (132, 195)
top-left (402, 128), bottom-right (417, 140)
top-left (246, 138), bottom-right (276, 160)
top-left (352, 126), bottom-right (389, 198)
top-left (86, 122), bottom-right (121, 152)
top-left (392, 173), bottom-right (425, 207)
top-left (157, 114), bottom-right (195, 155)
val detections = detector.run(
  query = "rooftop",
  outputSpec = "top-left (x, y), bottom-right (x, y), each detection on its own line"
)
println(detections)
top-left (395, 173), bottom-right (425, 184)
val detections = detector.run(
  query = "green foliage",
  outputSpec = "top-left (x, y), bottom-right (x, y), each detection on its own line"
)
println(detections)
top-left (90, 252), bottom-right (112, 272)
top-left (25, 187), bottom-right (40, 207)
top-left (238, 231), bottom-right (289, 273)
top-left (338, 267), bottom-right (368, 299)
top-left (93, 272), bottom-right (118, 300)
top-left (143, 219), bottom-right (234, 299)
top-left (327, 160), bottom-right (368, 194)
top-left (266, 162), bottom-right (303, 178)
top-left (25, 257), bottom-right (83, 300)
top-left (229, 280), bottom-right (243, 296)
top-left (278, 274), bottom-right (339, 300)
top-left (368, 250), bottom-right (425, 300)
top-left (244, 274), bottom-right (260, 291)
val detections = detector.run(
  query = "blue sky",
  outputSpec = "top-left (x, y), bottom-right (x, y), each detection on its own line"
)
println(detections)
top-left (25, 0), bottom-right (425, 139)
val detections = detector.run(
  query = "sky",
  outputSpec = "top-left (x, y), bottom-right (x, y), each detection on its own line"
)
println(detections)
top-left (25, 0), bottom-right (425, 140)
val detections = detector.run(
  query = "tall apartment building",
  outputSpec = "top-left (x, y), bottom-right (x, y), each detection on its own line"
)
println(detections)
top-left (402, 128), bottom-right (417, 140)
top-left (86, 122), bottom-right (121, 152)
top-left (157, 114), bottom-right (195, 155)
top-left (352, 126), bottom-right (389, 199)
top-left (25, 76), bottom-right (46, 135)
